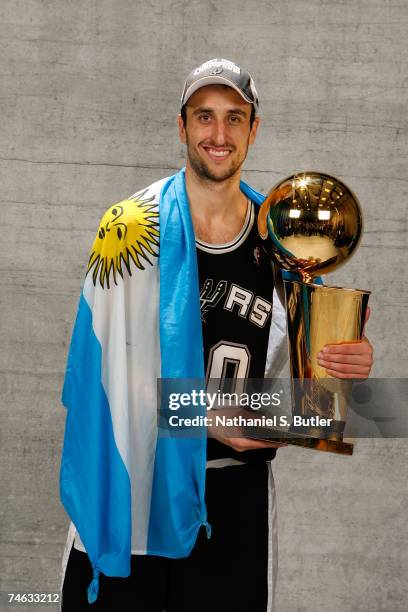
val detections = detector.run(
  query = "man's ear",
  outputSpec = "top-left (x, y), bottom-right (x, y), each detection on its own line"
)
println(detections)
top-left (177, 114), bottom-right (187, 144)
top-left (249, 116), bottom-right (260, 145)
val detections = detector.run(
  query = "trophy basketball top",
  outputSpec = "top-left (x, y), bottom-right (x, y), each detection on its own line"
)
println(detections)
top-left (258, 172), bottom-right (363, 282)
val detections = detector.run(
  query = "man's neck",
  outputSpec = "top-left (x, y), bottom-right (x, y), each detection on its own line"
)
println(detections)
top-left (185, 163), bottom-right (248, 244)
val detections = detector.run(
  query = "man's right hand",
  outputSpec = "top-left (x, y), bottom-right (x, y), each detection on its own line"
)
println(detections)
top-left (207, 406), bottom-right (287, 452)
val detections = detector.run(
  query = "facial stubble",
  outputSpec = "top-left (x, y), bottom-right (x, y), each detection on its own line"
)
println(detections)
top-left (185, 133), bottom-right (250, 184)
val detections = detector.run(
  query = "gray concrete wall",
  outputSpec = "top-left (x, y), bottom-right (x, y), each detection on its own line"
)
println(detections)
top-left (1, 0), bottom-right (407, 610)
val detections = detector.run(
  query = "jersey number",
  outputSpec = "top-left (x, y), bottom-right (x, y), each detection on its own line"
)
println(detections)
top-left (206, 341), bottom-right (250, 395)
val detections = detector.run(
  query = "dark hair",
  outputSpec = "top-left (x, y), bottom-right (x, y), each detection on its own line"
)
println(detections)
top-left (180, 104), bottom-right (256, 129)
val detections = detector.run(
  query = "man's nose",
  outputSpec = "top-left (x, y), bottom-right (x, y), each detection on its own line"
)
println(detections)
top-left (211, 119), bottom-right (228, 145)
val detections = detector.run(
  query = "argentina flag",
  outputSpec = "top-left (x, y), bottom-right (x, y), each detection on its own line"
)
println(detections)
top-left (60, 168), bottom-right (285, 603)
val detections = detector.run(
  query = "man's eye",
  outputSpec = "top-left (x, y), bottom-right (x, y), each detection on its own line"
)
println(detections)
top-left (229, 115), bottom-right (242, 124)
top-left (199, 114), bottom-right (211, 122)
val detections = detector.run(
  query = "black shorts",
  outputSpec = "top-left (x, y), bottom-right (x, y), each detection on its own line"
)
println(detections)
top-left (61, 461), bottom-right (277, 612)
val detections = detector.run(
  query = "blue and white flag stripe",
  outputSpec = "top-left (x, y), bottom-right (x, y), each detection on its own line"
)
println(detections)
top-left (60, 291), bottom-right (132, 601)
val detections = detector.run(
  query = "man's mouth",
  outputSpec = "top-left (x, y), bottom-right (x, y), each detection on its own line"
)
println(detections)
top-left (201, 146), bottom-right (233, 161)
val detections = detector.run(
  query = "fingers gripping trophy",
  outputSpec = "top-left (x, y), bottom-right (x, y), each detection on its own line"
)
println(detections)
top-left (258, 172), bottom-right (370, 455)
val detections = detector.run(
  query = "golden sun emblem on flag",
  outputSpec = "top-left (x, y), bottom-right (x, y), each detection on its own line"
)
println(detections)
top-left (87, 189), bottom-right (159, 289)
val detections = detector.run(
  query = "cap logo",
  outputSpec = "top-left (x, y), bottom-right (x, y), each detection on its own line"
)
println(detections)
top-left (209, 66), bottom-right (223, 75)
top-left (193, 59), bottom-right (241, 76)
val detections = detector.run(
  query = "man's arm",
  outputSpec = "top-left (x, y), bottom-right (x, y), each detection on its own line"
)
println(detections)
top-left (213, 436), bottom-right (287, 451)
top-left (207, 407), bottom-right (286, 452)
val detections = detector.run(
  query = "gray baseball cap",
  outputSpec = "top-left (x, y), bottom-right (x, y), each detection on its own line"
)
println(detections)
top-left (181, 58), bottom-right (259, 113)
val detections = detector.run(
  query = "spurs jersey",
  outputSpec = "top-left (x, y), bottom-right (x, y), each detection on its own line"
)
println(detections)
top-left (197, 200), bottom-right (277, 463)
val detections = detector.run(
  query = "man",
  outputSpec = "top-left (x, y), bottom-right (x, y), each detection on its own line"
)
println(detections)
top-left (60, 59), bottom-right (373, 611)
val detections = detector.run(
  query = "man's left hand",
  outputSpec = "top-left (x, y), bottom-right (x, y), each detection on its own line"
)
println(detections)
top-left (317, 307), bottom-right (373, 379)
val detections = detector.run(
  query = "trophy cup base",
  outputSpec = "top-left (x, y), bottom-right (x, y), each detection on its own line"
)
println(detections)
top-left (246, 427), bottom-right (353, 455)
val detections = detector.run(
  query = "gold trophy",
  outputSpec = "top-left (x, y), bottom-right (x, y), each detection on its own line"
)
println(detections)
top-left (258, 172), bottom-right (370, 454)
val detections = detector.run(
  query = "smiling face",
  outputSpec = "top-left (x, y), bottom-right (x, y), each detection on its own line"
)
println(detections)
top-left (178, 84), bottom-right (260, 183)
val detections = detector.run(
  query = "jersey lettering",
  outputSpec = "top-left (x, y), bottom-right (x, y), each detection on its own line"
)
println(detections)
top-left (249, 296), bottom-right (273, 328)
top-left (224, 284), bottom-right (254, 317)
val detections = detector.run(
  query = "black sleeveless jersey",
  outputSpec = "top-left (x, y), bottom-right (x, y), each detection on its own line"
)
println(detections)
top-left (196, 201), bottom-right (277, 463)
